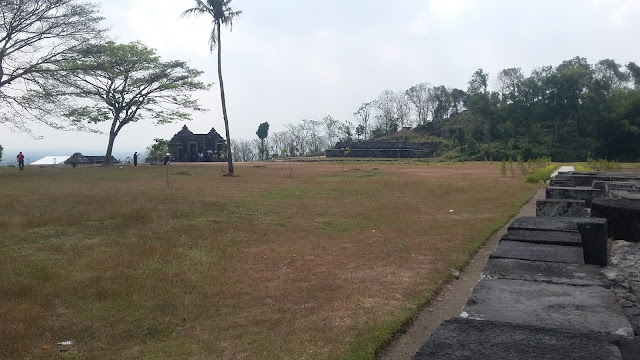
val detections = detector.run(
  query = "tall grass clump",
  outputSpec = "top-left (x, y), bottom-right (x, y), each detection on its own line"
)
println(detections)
top-left (524, 156), bottom-right (555, 183)
top-left (586, 158), bottom-right (622, 172)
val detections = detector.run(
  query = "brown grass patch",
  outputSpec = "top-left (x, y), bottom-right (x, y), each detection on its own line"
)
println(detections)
top-left (0, 161), bottom-right (539, 359)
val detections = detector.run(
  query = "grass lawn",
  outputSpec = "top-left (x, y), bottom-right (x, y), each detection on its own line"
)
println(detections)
top-left (0, 161), bottom-right (539, 359)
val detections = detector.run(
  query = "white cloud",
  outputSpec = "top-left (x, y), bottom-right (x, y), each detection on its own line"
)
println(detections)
top-left (429, 0), bottom-right (473, 17)
top-left (608, 0), bottom-right (640, 26)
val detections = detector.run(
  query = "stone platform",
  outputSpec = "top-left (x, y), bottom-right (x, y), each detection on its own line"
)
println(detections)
top-left (412, 170), bottom-right (640, 360)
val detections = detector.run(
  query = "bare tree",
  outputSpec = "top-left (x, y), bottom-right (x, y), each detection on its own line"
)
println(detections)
top-left (231, 138), bottom-right (256, 162)
top-left (375, 90), bottom-right (397, 133)
top-left (270, 130), bottom-right (291, 158)
top-left (286, 123), bottom-right (308, 156)
top-left (0, 0), bottom-right (105, 133)
top-left (305, 119), bottom-right (326, 153)
top-left (405, 83), bottom-right (431, 125)
top-left (323, 115), bottom-right (339, 147)
top-left (353, 101), bottom-right (373, 139)
top-left (394, 91), bottom-right (413, 128)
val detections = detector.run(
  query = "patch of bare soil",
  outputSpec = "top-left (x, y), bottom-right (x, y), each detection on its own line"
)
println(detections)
top-left (375, 188), bottom-right (545, 360)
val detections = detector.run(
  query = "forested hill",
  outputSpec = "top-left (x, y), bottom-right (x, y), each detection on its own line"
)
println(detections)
top-left (230, 56), bottom-right (639, 163)
top-left (403, 57), bottom-right (640, 162)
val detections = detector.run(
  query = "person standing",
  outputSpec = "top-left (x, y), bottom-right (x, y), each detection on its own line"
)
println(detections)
top-left (16, 152), bottom-right (24, 170)
top-left (71, 154), bottom-right (77, 169)
top-left (133, 152), bottom-right (138, 166)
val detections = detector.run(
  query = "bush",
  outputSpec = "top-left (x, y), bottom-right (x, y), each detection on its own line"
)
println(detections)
top-left (586, 158), bottom-right (622, 172)
top-left (525, 164), bottom-right (556, 183)
top-left (523, 156), bottom-right (554, 183)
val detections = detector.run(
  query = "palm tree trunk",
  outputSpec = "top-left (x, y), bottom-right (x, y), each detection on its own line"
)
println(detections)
top-left (217, 20), bottom-right (234, 175)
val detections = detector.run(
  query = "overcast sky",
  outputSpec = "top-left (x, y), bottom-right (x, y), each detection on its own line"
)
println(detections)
top-left (3, 0), bottom-right (640, 157)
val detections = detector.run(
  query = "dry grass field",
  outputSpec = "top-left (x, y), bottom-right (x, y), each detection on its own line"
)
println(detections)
top-left (0, 161), bottom-right (539, 359)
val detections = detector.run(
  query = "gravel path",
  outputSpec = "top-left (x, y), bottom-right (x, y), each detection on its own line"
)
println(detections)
top-left (376, 188), bottom-right (545, 360)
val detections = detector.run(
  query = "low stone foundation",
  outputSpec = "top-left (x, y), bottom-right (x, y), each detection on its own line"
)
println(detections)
top-left (412, 170), bottom-right (640, 360)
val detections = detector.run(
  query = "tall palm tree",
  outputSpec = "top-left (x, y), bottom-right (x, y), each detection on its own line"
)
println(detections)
top-left (182, 0), bottom-right (241, 175)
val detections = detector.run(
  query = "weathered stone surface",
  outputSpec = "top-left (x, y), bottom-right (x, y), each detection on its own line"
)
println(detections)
top-left (576, 218), bottom-right (609, 266)
top-left (550, 179), bottom-right (576, 187)
top-left (536, 199), bottom-right (588, 217)
top-left (546, 186), bottom-right (602, 207)
top-left (607, 240), bottom-right (640, 335)
top-left (565, 172), bottom-right (640, 187)
top-left (609, 190), bottom-right (640, 201)
top-left (412, 318), bottom-right (622, 360)
top-left (482, 258), bottom-right (609, 287)
top-left (462, 279), bottom-right (633, 336)
top-left (619, 337), bottom-right (640, 360)
top-left (509, 216), bottom-right (580, 232)
top-left (605, 181), bottom-right (639, 192)
top-left (592, 198), bottom-right (640, 242)
top-left (491, 240), bottom-right (585, 264)
top-left (501, 229), bottom-right (582, 246)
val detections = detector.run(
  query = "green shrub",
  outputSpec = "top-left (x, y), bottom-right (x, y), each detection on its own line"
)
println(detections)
top-left (586, 158), bottom-right (622, 172)
top-left (523, 156), bottom-right (554, 183)
top-left (500, 159), bottom-right (507, 177)
top-left (525, 164), bottom-right (556, 183)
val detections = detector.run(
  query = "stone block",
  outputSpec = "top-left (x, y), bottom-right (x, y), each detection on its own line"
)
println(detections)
top-left (592, 198), bottom-right (640, 242)
top-left (501, 229), bottom-right (582, 246)
top-left (609, 190), bottom-right (640, 201)
top-left (509, 216), bottom-right (580, 232)
top-left (536, 199), bottom-right (588, 217)
top-left (619, 337), bottom-right (640, 360)
top-left (549, 179), bottom-right (576, 187)
top-left (462, 279), bottom-right (633, 336)
top-left (576, 218), bottom-right (609, 266)
top-left (412, 318), bottom-right (622, 360)
top-left (546, 186), bottom-right (602, 207)
top-left (491, 241), bottom-right (585, 264)
top-left (482, 258), bottom-right (609, 287)
top-left (605, 181), bottom-right (639, 192)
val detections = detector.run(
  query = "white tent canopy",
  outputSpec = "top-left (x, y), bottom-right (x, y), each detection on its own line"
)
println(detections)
top-left (30, 156), bottom-right (70, 165)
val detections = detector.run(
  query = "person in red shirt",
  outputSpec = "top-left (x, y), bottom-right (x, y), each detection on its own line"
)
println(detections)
top-left (16, 152), bottom-right (24, 170)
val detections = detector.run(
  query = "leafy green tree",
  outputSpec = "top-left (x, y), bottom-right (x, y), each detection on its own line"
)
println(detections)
top-left (145, 138), bottom-right (169, 163)
top-left (626, 62), bottom-right (640, 87)
top-left (181, 0), bottom-right (242, 176)
top-left (46, 41), bottom-right (209, 166)
top-left (0, 0), bottom-right (105, 134)
top-left (338, 121), bottom-right (353, 142)
top-left (256, 121), bottom-right (270, 160)
top-left (467, 68), bottom-right (489, 94)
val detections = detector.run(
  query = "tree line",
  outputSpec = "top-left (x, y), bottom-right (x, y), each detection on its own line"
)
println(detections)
top-left (231, 56), bottom-right (639, 162)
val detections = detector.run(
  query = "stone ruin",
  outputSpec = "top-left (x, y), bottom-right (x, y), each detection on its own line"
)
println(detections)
top-left (63, 153), bottom-right (120, 165)
top-left (168, 125), bottom-right (227, 162)
top-left (413, 170), bottom-right (640, 360)
top-left (325, 141), bottom-right (433, 158)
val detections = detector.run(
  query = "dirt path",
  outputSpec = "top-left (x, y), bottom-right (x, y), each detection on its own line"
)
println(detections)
top-left (376, 188), bottom-right (545, 360)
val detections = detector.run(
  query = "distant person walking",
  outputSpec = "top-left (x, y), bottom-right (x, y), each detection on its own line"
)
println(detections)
top-left (71, 154), bottom-right (77, 169)
top-left (133, 152), bottom-right (138, 166)
top-left (16, 152), bottom-right (24, 170)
